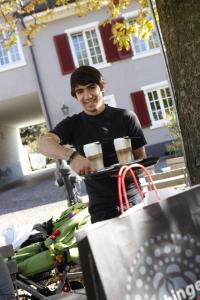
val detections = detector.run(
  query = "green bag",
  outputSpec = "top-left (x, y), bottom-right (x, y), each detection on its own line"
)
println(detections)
top-left (14, 204), bottom-right (90, 277)
top-left (45, 207), bottom-right (91, 251)
top-left (17, 250), bottom-right (55, 277)
top-left (14, 242), bottom-right (42, 264)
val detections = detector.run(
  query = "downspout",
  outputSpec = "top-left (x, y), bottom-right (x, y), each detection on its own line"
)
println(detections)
top-left (29, 46), bottom-right (53, 130)
top-left (21, 18), bottom-right (53, 130)
top-left (20, 18), bottom-right (69, 198)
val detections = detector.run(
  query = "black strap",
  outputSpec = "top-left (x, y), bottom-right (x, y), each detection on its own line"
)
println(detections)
top-left (67, 151), bottom-right (79, 165)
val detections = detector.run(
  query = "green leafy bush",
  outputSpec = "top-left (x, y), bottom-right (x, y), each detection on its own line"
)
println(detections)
top-left (20, 122), bottom-right (54, 164)
top-left (166, 112), bottom-right (183, 157)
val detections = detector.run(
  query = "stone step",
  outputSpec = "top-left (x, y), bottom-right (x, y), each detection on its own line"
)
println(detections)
top-left (149, 167), bottom-right (187, 181)
top-left (165, 157), bottom-right (185, 170)
top-left (141, 174), bottom-right (187, 190)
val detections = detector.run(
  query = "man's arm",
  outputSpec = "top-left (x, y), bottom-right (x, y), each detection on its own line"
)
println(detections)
top-left (38, 132), bottom-right (96, 175)
top-left (38, 132), bottom-right (71, 160)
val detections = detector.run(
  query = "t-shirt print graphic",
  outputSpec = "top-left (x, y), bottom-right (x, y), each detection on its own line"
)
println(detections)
top-left (101, 127), bottom-right (109, 134)
top-left (125, 233), bottom-right (200, 300)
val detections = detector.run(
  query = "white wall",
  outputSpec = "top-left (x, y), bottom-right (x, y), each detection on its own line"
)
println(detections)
top-left (0, 125), bottom-right (24, 187)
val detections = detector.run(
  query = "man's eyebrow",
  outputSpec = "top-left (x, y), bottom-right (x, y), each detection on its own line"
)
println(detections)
top-left (75, 83), bottom-right (95, 92)
top-left (75, 87), bottom-right (83, 92)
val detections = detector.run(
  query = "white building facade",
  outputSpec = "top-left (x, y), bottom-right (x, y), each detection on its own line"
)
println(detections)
top-left (0, 1), bottom-right (174, 186)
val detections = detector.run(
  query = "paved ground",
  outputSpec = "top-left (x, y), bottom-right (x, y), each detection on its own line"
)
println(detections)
top-left (0, 164), bottom-right (71, 233)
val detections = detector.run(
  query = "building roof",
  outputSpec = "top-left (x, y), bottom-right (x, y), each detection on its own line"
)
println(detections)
top-left (35, 0), bottom-right (75, 13)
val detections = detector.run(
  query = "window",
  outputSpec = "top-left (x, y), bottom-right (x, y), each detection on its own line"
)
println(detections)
top-left (143, 83), bottom-right (174, 127)
top-left (0, 35), bottom-right (25, 72)
top-left (66, 22), bottom-right (107, 68)
top-left (128, 15), bottom-right (159, 56)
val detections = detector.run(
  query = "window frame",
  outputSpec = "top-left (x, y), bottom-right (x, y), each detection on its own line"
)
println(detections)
top-left (65, 22), bottom-right (110, 69)
top-left (0, 34), bottom-right (26, 72)
top-left (123, 11), bottom-right (160, 60)
top-left (142, 81), bottom-right (174, 129)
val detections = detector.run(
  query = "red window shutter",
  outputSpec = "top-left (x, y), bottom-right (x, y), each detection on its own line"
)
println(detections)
top-left (53, 34), bottom-right (75, 75)
top-left (99, 23), bottom-right (120, 63)
top-left (118, 46), bottom-right (133, 59)
top-left (99, 18), bottom-right (133, 63)
top-left (131, 91), bottom-right (152, 128)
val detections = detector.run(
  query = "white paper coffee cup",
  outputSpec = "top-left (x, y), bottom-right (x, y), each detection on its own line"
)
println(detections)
top-left (114, 137), bottom-right (133, 164)
top-left (83, 142), bottom-right (104, 171)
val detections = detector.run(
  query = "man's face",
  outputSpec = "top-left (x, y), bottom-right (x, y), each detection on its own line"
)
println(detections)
top-left (75, 83), bottom-right (105, 115)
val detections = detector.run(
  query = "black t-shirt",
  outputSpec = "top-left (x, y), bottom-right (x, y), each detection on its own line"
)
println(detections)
top-left (51, 105), bottom-right (147, 214)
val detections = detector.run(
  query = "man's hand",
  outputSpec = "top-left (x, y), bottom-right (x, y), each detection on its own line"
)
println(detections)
top-left (70, 154), bottom-right (96, 176)
top-left (133, 146), bottom-right (146, 160)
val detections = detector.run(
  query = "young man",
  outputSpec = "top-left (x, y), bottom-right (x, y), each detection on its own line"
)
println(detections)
top-left (38, 65), bottom-right (147, 223)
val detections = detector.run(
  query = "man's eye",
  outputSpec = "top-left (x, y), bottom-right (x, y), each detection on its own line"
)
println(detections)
top-left (76, 90), bottom-right (82, 95)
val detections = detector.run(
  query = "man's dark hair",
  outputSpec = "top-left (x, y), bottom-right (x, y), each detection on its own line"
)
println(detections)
top-left (70, 65), bottom-right (103, 97)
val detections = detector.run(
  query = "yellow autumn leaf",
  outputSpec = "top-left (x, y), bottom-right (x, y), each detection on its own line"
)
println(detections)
top-left (5, 15), bottom-right (15, 24)
top-left (129, 24), bottom-right (138, 35)
top-left (56, 0), bottom-right (69, 5)
top-left (154, 9), bottom-right (159, 22)
top-left (112, 6), bottom-right (120, 18)
top-left (124, 40), bottom-right (130, 50)
top-left (3, 33), bottom-right (18, 49)
top-left (120, 0), bottom-right (131, 9)
top-left (146, 20), bottom-right (154, 30)
top-left (137, 0), bottom-right (148, 7)
top-left (24, 39), bottom-right (33, 47)
top-left (0, 0), bottom-right (156, 48)
top-left (1, 3), bottom-right (14, 13)
top-left (140, 30), bottom-right (149, 40)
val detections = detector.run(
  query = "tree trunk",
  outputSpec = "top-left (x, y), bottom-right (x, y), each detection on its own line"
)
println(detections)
top-left (155, 0), bottom-right (200, 185)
